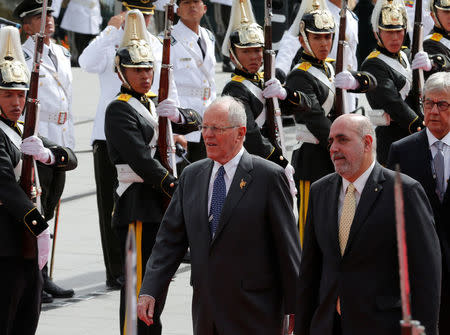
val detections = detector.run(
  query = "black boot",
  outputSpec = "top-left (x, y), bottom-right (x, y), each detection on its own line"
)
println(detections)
top-left (42, 264), bottom-right (75, 298)
top-left (41, 290), bottom-right (54, 304)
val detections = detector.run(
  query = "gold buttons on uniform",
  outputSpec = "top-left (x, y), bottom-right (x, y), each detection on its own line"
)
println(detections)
top-left (32, 220), bottom-right (37, 225)
top-left (280, 156), bottom-right (284, 160)
top-left (61, 156), bottom-right (65, 162)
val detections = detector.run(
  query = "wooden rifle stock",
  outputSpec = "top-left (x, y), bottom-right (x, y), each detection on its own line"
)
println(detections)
top-left (157, 0), bottom-right (177, 177)
top-left (410, 0), bottom-right (424, 118)
top-left (334, 0), bottom-right (347, 117)
top-left (19, 0), bottom-right (48, 198)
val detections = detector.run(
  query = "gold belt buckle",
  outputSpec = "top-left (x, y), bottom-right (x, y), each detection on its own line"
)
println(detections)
top-left (57, 111), bottom-right (67, 124)
top-left (203, 88), bottom-right (210, 101)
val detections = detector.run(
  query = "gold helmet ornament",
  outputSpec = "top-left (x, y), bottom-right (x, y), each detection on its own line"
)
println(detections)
top-left (371, 0), bottom-right (408, 33)
top-left (115, 10), bottom-right (154, 90)
top-left (222, 0), bottom-right (264, 71)
top-left (0, 26), bottom-right (30, 91)
top-left (430, 0), bottom-right (450, 31)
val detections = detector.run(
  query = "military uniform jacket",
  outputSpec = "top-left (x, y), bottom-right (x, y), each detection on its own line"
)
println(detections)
top-left (424, 27), bottom-right (450, 79)
top-left (171, 21), bottom-right (216, 143)
top-left (60, 0), bottom-right (102, 35)
top-left (222, 69), bottom-right (310, 168)
top-left (22, 37), bottom-right (75, 149)
top-left (104, 87), bottom-right (201, 227)
top-left (0, 117), bottom-right (77, 258)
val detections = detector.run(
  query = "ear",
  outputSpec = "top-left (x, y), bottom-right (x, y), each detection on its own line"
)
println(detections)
top-left (363, 134), bottom-right (373, 153)
top-left (22, 22), bottom-right (33, 36)
top-left (298, 35), bottom-right (306, 50)
top-left (237, 125), bottom-right (247, 140)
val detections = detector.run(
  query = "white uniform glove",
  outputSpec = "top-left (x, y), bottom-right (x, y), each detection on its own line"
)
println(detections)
top-left (262, 78), bottom-right (287, 100)
top-left (37, 228), bottom-right (51, 270)
top-left (284, 164), bottom-right (297, 198)
top-left (21, 136), bottom-right (54, 164)
top-left (156, 98), bottom-right (181, 123)
top-left (334, 71), bottom-right (359, 90)
top-left (411, 51), bottom-right (432, 71)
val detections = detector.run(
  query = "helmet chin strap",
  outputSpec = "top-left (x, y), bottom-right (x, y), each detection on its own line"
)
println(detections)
top-left (433, 7), bottom-right (449, 33)
top-left (300, 28), bottom-right (317, 59)
top-left (229, 47), bottom-right (253, 74)
top-left (117, 66), bottom-right (132, 91)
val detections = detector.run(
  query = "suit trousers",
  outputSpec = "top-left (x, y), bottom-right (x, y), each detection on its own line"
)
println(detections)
top-left (440, 269), bottom-right (450, 334)
top-left (93, 140), bottom-right (123, 284)
top-left (115, 221), bottom-right (168, 335)
top-left (0, 257), bottom-right (42, 335)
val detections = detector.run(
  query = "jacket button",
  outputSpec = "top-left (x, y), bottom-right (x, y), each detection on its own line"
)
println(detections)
top-left (32, 220), bottom-right (37, 225)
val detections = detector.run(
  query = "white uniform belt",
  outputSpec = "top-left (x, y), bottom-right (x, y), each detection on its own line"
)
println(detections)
top-left (177, 86), bottom-right (211, 100)
top-left (115, 164), bottom-right (144, 197)
top-left (44, 111), bottom-right (68, 125)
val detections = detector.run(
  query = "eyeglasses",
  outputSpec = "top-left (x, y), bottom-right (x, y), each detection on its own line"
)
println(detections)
top-left (199, 125), bottom-right (238, 134)
top-left (423, 99), bottom-right (450, 112)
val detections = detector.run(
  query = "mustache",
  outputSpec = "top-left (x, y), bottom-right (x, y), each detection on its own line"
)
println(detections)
top-left (331, 153), bottom-right (345, 161)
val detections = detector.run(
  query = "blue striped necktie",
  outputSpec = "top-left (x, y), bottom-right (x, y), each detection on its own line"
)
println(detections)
top-left (209, 166), bottom-right (226, 238)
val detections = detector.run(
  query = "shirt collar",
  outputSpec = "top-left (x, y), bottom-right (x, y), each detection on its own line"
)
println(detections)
top-left (212, 147), bottom-right (245, 179)
top-left (342, 160), bottom-right (376, 195)
top-left (177, 20), bottom-right (200, 41)
top-left (426, 128), bottom-right (450, 148)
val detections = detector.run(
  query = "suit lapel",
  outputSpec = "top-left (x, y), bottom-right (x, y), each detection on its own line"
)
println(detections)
top-left (344, 163), bottom-right (385, 256)
top-left (196, 159), bottom-right (214, 241)
top-left (416, 131), bottom-right (437, 199)
top-left (210, 151), bottom-right (253, 247)
top-left (328, 174), bottom-right (343, 256)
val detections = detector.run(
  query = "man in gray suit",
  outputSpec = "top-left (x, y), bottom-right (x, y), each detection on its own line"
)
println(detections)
top-left (137, 96), bottom-right (301, 335)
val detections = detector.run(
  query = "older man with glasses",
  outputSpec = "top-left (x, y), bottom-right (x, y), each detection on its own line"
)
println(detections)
top-left (388, 71), bottom-right (450, 334)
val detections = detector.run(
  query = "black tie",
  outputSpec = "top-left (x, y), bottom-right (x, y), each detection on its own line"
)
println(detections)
top-left (48, 49), bottom-right (58, 70)
top-left (197, 37), bottom-right (205, 60)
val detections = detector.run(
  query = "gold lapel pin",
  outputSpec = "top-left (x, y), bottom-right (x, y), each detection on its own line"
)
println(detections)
top-left (240, 179), bottom-right (247, 189)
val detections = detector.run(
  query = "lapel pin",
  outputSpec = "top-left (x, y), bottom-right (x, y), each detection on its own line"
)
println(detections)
top-left (240, 179), bottom-right (246, 189)
top-left (375, 187), bottom-right (378, 192)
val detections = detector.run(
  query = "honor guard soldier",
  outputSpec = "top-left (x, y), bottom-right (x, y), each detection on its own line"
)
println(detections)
top-left (222, 0), bottom-right (310, 198)
top-left (104, 11), bottom-right (201, 335)
top-left (264, 0), bottom-right (375, 244)
top-left (171, 0), bottom-right (216, 163)
top-left (14, 0), bottom-right (76, 301)
top-left (0, 26), bottom-right (77, 335)
top-left (361, 0), bottom-right (431, 165)
top-left (78, 0), bottom-right (178, 289)
top-left (423, 0), bottom-right (450, 78)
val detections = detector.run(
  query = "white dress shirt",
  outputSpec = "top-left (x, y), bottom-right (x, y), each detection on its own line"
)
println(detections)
top-left (338, 160), bottom-right (376, 218)
top-left (207, 148), bottom-right (244, 212)
top-left (427, 128), bottom-right (450, 192)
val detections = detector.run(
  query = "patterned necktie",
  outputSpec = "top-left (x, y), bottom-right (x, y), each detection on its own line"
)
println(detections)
top-left (339, 183), bottom-right (356, 255)
top-left (48, 49), bottom-right (58, 70)
top-left (209, 166), bottom-right (226, 238)
top-left (197, 37), bottom-right (205, 59)
top-left (434, 141), bottom-right (445, 202)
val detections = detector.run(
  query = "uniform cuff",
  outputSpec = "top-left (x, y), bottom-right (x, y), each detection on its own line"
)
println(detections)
top-left (24, 208), bottom-right (48, 236)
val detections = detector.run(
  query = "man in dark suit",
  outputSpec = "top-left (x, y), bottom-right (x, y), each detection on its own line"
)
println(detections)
top-left (388, 71), bottom-right (450, 334)
top-left (136, 96), bottom-right (301, 335)
top-left (296, 114), bottom-right (441, 335)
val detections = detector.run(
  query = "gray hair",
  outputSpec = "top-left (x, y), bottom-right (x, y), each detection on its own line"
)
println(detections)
top-left (424, 72), bottom-right (450, 97)
top-left (354, 114), bottom-right (377, 157)
top-left (207, 95), bottom-right (247, 127)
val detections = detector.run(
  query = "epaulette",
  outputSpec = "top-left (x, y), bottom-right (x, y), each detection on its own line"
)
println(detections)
top-left (146, 91), bottom-right (157, 99)
top-left (325, 57), bottom-right (335, 62)
top-left (205, 28), bottom-right (215, 42)
top-left (117, 93), bottom-right (132, 102)
top-left (297, 62), bottom-right (312, 71)
top-left (59, 45), bottom-right (71, 57)
top-left (23, 51), bottom-right (30, 61)
top-left (367, 51), bottom-right (380, 59)
top-left (401, 46), bottom-right (408, 50)
top-left (231, 75), bottom-right (245, 82)
top-left (431, 33), bottom-right (443, 42)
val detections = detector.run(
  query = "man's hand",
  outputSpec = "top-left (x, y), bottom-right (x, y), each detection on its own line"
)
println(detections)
top-left (156, 99), bottom-right (181, 123)
top-left (37, 228), bottom-right (51, 270)
top-left (108, 12), bottom-right (127, 29)
top-left (137, 295), bottom-right (155, 326)
top-left (263, 78), bottom-right (287, 100)
top-left (21, 136), bottom-right (54, 164)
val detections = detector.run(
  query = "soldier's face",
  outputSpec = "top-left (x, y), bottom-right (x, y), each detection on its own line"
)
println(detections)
top-left (233, 47), bottom-right (263, 74)
top-left (424, 91), bottom-right (450, 139)
top-left (302, 33), bottom-right (333, 61)
top-left (177, 0), bottom-right (206, 23)
top-left (435, 9), bottom-right (450, 31)
top-left (23, 12), bottom-right (55, 37)
top-left (123, 67), bottom-right (154, 95)
top-left (0, 89), bottom-right (26, 122)
top-left (378, 29), bottom-right (405, 53)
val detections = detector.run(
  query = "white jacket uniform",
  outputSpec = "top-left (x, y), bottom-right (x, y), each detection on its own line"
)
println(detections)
top-left (22, 38), bottom-right (75, 149)
top-left (209, 0), bottom-right (232, 5)
top-left (275, 31), bottom-right (301, 76)
top-left (170, 21), bottom-right (216, 142)
top-left (78, 25), bottom-right (179, 144)
top-left (61, 0), bottom-right (102, 35)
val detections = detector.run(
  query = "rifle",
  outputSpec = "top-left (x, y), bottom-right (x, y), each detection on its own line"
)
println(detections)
top-left (20, 0), bottom-right (48, 198)
top-left (394, 166), bottom-right (426, 335)
top-left (157, 0), bottom-right (178, 178)
top-left (125, 226), bottom-right (137, 335)
top-left (410, 0), bottom-right (424, 118)
top-left (334, 0), bottom-right (348, 117)
top-left (264, 0), bottom-right (286, 157)
top-left (49, 200), bottom-right (61, 279)
top-left (0, 17), bottom-right (21, 29)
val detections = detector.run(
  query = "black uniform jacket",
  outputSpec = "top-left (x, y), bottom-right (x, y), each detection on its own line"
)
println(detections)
top-left (222, 68), bottom-right (311, 168)
top-left (282, 50), bottom-right (375, 181)
top-left (0, 116), bottom-right (77, 257)
top-left (104, 86), bottom-right (201, 227)
top-left (423, 27), bottom-right (450, 79)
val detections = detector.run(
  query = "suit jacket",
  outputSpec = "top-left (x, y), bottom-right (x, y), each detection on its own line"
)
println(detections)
top-left (140, 151), bottom-right (301, 335)
top-left (296, 163), bottom-right (441, 335)
top-left (387, 130), bottom-right (450, 272)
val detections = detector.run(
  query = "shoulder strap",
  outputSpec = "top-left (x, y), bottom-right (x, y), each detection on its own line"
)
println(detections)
top-left (0, 120), bottom-right (22, 149)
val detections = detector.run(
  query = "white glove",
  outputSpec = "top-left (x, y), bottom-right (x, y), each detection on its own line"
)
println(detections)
top-left (37, 228), bottom-right (51, 270)
top-left (334, 71), bottom-right (359, 90)
top-left (284, 164), bottom-right (297, 198)
top-left (411, 51), bottom-right (432, 71)
top-left (21, 136), bottom-right (54, 164)
top-left (156, 99), bottom-right (181, 123)
top-left (262, 78), bottom-right (287, 100)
